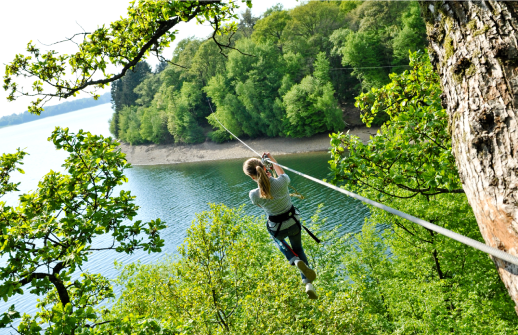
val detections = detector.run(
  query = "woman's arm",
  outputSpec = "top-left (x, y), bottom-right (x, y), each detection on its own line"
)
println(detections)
top-left (263, 152), bottom-right (285, 176)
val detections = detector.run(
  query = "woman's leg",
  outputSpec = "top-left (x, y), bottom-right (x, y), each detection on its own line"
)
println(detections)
top-left (270, 222), bottom-right (301, 265)
top-left (271, 219), bottom-right (318, 299)
top-left (287, 226), bottom-right (310, 269)
top-left (285, 215), bottom-right (317, 284)
top-left (271, 235), bottom-right (297, 264)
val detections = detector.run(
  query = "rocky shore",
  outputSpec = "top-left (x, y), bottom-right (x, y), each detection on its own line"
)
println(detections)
top-left (119, 127), bottom-right (378, 166)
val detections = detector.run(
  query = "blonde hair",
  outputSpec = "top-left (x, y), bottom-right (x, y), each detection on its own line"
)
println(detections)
top-left (243, 158), bottom-right (272, 199)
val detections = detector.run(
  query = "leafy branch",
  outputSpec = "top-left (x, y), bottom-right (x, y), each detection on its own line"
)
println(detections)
top-left (329, 51), bottom-right (463, 200)
top-left (3, 0), bottom-right (252, 114)
top-left (0, 128), bottom-right (166, 333)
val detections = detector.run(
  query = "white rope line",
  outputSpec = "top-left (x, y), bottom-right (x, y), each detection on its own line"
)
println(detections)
top-left (207, 100), bottom-right (262, 157)
top-left (330, 65), bottom-right (412, 70)
top-left (271, 161), bottom-right (518, 266)
top-left (207, 104), bottom-right (518, 266)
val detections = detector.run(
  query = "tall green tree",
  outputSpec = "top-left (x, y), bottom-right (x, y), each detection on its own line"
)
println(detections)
top-left (282, 1), bottom-right (344, 58)
top-left (118, 106), bottom-right (144, 145)
top-left (110, 61), bottom-right (152, 137)
top-left (252, 10), bottom-right (291, 52)
top-left (332, 1), bottom-right (427, 93)
top-left (237, 8), bottom-right (259, 38)
top-left (166, 82), bottom-right (206, 144)
top-left (205, 39), bottom-right (287, 138)
top-left (283, 52), bottom-right (344, 137)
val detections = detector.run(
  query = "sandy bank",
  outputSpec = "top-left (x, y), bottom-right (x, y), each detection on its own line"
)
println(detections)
top-left (119, 126), bottom-right (378, 166)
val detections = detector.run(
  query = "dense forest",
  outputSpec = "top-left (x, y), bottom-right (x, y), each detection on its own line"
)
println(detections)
top-left (0, 93), bottom-right (110, 128)
top-left (110, 1), bottom-right (427, 145)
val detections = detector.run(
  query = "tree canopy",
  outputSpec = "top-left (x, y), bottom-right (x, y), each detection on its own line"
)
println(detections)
top-left (106, 1), bottom-right (427, 145)
top-left (329, 51), bottom-right (463, 199)
top-left (106, 203), bottom-right (518, 334)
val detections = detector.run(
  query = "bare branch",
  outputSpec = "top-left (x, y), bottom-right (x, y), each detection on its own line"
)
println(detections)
top-left (38, 33), bottom-right (91, 47)
top-left (210, 16), bottom-right (255, 58)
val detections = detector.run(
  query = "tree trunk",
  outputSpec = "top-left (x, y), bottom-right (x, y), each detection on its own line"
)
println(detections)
top-left (421, 1), bottom-right (518, 312)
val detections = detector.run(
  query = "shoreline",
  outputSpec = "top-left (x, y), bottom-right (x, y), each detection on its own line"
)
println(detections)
top-left (119, 126), bottom-right (378, 166)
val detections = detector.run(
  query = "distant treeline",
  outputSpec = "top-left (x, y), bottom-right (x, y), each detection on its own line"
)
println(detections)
top-left (110, 1), bottom-right (427, 145)
top-left (0, 92), bottom-right (111, 128)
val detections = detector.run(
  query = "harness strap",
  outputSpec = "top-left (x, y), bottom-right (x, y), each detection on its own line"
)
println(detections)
top-left (281, 240), bottom-right (299, 258)
top-left (301, 225), bottom-right (321, 244)
top-left (268, 206), bottom-right (321, 244)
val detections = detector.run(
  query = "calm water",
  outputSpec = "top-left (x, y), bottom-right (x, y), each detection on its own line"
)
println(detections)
top-left (0, 103), bottom-right (369, 323)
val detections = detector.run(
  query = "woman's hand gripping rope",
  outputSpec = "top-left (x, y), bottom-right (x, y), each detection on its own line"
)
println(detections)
top-left (262, 153), bottom-right (305, 200)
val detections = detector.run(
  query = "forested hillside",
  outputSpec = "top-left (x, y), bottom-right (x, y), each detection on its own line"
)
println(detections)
top-left (0, 93), bottom-right (111, 128)
top-left (110, 1), bottom-right (427, 145)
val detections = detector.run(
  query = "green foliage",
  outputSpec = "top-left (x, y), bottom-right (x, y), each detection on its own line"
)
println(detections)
top-left (323, 46), bottom-right (516, 332)
top-left (108, 202), bottom-right (518, 334)
top-left (110, 62), bottom-right (152, 138)
top-left (139, 105), bottom-right (170, 144)
top-left (282, 1), bottom-right (344, 59)
top-left (206, 39), bottom-right (287, 138)
top-left (118, 106), bottom-right (144, 145)
top-left (339, 1), bottom-right (362, 14)
top-left (392, 2), bottom-right (428, 65)
top-left (0, 128), bottom-right (165, 333)
top-left (333, 1), bottom-right (428, 93)
top-left (207, 130), bottom-right (232, 144)
top-left (329, 51), bottom-right (461, 199)
top-left (111, 62), bottom-right (152, 112)
top-left (115, 37), bottom-right (224, 145)
top-left (252, 10), bottom-right (291, 52)
top-left (5, 0), bottom-right (430, 144)
top-left (107, 1), bottom-right (357, 144)
top-left (237, 8), bottom-right (259, 38)
top-left (283, 53), bottom-right (345, 137)
top-left (340, 30), bottom-right (389, 91)
top-left (106, 204), bottom-right (371, 334)
top-left (98, 1), bottom-right (428, 145)
top-left (343, 191), bottom-right (518, 334)
top-left (0, 149), bottom-right (27, 196)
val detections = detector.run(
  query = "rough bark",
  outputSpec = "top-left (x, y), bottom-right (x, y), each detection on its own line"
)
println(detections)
top-left (421, 1), bottom-right (518, 312)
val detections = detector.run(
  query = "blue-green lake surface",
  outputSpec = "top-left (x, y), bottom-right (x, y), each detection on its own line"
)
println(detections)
top-left (0, 103), bottom-right (369, 323)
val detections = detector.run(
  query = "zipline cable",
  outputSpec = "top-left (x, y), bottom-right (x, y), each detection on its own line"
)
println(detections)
top-left (330, 65), bottom-right (412, 70)
top-left (207, 100), bottom-right (262, 157)
top-left (207, 99), bottom-right (518, 266)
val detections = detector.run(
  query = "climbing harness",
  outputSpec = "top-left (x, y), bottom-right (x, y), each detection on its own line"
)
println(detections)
top-left (261, 153), bottom-right (315, 241)
top-left (206, 99), bottom-right (518, 266)
top-left (268, 206), bottom-right (321, 244)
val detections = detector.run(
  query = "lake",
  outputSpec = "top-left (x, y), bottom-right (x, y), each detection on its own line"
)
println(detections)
top-left (0, 103), bottom-right (369, 324)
